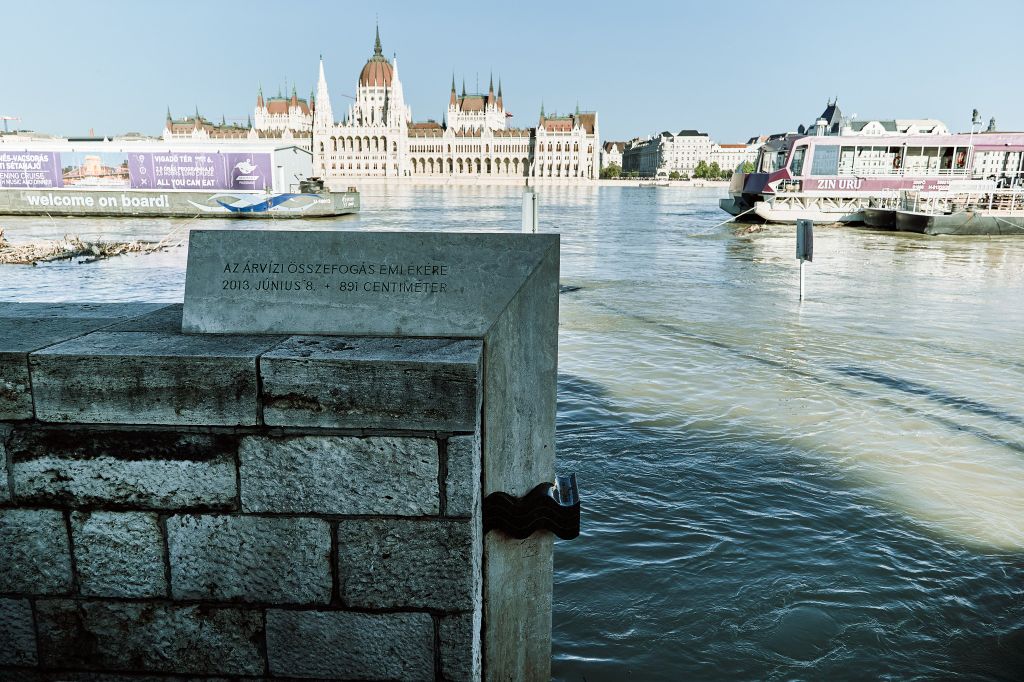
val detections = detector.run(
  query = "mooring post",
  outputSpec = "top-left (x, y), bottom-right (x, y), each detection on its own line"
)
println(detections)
top-left (522, 186), bottom-right (538, 233)
top-left (796, 219), bottom-right (813, 301)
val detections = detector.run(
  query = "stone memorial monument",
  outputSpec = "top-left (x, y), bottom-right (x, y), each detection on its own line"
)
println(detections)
top-left (0, 229), bottom-right (577, 681)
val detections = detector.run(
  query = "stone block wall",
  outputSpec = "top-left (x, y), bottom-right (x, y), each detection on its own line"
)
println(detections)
top-left (0, 303), bottom-right (483, 681)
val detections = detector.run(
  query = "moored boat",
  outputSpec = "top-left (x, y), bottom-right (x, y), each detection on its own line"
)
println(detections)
top-left (0, 140), bottom-right (359, 219)
top-left (895, 189), bottom-right (1024, 235)
top-left (723, 131), bottom-right (1024, 230)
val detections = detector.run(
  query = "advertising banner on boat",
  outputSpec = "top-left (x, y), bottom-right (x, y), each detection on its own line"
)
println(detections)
top-left (0, 150), bottom-right (271, 190)
top-left (0, 151), bottom-right (63, 188)
top-left (128, 152), bottom-right (271, 190)
top-left (61, 152), bottom-right (130, 189)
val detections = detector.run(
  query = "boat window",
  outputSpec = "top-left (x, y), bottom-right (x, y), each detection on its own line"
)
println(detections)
top-left (905, 147), bottom-right (926, 173)
top-left (789, 147), bottom-right (806, 176)
top-left (888, 147), bottom-right (903, 172)
top-left (838, 146), bottom-right (855, 174)
top-left (810, 145), bottom-right (839, 175)
top-left (939, 147), bottom-right (954, 170)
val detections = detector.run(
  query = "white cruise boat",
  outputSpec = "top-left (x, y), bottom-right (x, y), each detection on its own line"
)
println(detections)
top-left (721, 132), bottom-right (1024, 233)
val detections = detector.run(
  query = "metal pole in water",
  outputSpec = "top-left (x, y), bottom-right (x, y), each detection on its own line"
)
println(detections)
top-left (796, 219), bottom-right (813, 301)
top-left (522, 185), bottom-right (538, 233)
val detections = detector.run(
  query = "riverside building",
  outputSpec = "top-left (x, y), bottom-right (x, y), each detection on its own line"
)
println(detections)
top-left (163, 87), bottom-right (314, 152)
top-left (312, 28), bottom-right (599, 184)
top-left (601, 141), bottom-right (625, 169)
top-left (622, 130), bottom-right (759, 177)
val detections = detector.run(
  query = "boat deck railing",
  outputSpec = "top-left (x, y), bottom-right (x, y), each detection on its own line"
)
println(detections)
top-left (901, 189), bottom-right (1024, 214)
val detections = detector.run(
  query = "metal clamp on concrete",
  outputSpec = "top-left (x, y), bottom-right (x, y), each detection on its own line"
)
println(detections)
top-left (483, 473), bottom-right (580, 540)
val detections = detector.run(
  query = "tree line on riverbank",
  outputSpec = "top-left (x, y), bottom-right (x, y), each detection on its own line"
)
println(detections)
top-left (600, 160), bottom-right (755, 181)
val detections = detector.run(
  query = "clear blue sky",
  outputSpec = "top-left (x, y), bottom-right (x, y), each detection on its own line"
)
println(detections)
top-left (3, 0), bottom-right (1022, 142)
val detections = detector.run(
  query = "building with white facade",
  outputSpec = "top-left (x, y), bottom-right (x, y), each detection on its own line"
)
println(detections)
top-left (313, 28), bottom-right (599, 183)
top-left (800, 99), bottom-right (949, 137)
top-left (622, 130), bottom-right (761, 177)
top-left (254, 87), bottom-right (313, 134)
top-left (601, 141), bottom-right (625, 169)
top-left (708, 143), bottom-right (759, 172)
top-left (162, 86), bottom-right (314, 152)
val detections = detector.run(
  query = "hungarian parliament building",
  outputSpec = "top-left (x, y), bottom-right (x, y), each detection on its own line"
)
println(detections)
top-left (314, 29), bottom-right (598, 183)
top-left (162, 29), bottom-right (599, 184)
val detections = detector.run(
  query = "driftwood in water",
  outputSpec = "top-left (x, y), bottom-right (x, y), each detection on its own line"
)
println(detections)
top-left (0, 228), bottom-right (169, 265)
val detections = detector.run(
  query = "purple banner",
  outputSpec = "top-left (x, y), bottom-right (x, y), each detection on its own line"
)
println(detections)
top-left (128, 152), bottom-right (270, 190)
top-left (0, 151), bottom-right (63, 188)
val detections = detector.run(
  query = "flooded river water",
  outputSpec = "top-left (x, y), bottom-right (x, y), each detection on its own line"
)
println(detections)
top-left (2, 185), bottom-right (1022, 680)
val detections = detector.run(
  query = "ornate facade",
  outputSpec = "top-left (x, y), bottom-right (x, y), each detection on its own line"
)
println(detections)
top-left (313, 29), bottom-right (599, 183)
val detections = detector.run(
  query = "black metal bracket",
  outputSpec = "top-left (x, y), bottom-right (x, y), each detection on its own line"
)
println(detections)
top-left (483, 473), bottom-right (580, 540)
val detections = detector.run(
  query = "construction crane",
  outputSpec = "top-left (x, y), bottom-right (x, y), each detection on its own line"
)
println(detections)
top-left (1, 116), bottom-right (21, 133)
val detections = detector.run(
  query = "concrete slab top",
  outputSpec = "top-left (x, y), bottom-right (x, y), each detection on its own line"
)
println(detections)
top-left (263, 336), bottom-right (483, 366)
top-left (31, 331), bottom-right (285, 359)
top-left (0, 317), bottom-right (128, 354)
top-left (182, 230), bottom-right (559, 337)
top-left (103, 304), bottom-right (184, 333)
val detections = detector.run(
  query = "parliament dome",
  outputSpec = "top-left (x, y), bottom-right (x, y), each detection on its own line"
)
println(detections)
top-left (358, 28), bottom-right (392, 87)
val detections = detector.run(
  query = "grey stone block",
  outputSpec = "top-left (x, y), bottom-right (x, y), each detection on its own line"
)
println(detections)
top-left (337, 519), bottom-right (477, 610)
top-left (266, 610), bottom-right (433, 680)
top-left (440, 612), bottom-right (481, 682)
top-left (30, 331), bottom-right (283, 426)
top-left (0, 598), bottom-right (37, 666)
top-left (446, 435), bottom-right (480, 518)
top-left (1, 425), bottom-right (10, 504)
top-left (240, 435), bottom-right (438, 515)
top-left (35, 599), bottom-right (264, 675)
top-left (0, 317), bottom-right (129, 420)
top-left (0, 509), bottom-right (72, 594)
top-left (168, 515), bottom-right (331, 604)
top-left (10, 431), bottom-right (236, 510)
top-left (261, 336), bottom-right (482, 431)
top-left (72, 511), bottom-right (166, 598)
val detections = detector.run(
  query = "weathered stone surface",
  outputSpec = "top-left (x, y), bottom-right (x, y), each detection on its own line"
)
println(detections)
top-left (1, 425), bottom-right (10, 504)
top-left (337, 519), bottom-right (477, 610)
top-left (35, 600), bottom-right (264, 675)
top-left (446, 435), bottom-right (480, 518)
top-left (168, 515), bottom-right (331, 604)
top-left (261, 336), bottom-right (481, 431)
top-left (481, 241), bottom-right (559, 682)
top-left (0, 317), bottom-right (132, 420)
top-left (30, 331), bottom-right (283, 425)
top-left (266, 610), bottom-right (433, 680)
top-left (240, 435), bottom-right (438, 515)
top-left (0, 598), bottom-right (37, 666)
top-left (1, 305), bottom-right (171, 418)
top-left (0, 674), bottom-right (231, 681)
top-left (182, 230), bottom-right (559, 337)
top-left (439, 612), bottom-right (481, 682)
top-left (72, 511), bottom-right (166, 598)
top-left (0, 509), bottom-right (72, 594)
top-left (102, 304), bottom-right (183, 332)
top-left (10, 431), bottom-right (236, 510)
top-left (0, 302), bottom-right (169, 320)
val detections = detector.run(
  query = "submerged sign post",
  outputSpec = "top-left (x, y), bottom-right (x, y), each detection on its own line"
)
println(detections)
top-left (796, 219), bottom-right (813, 301)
